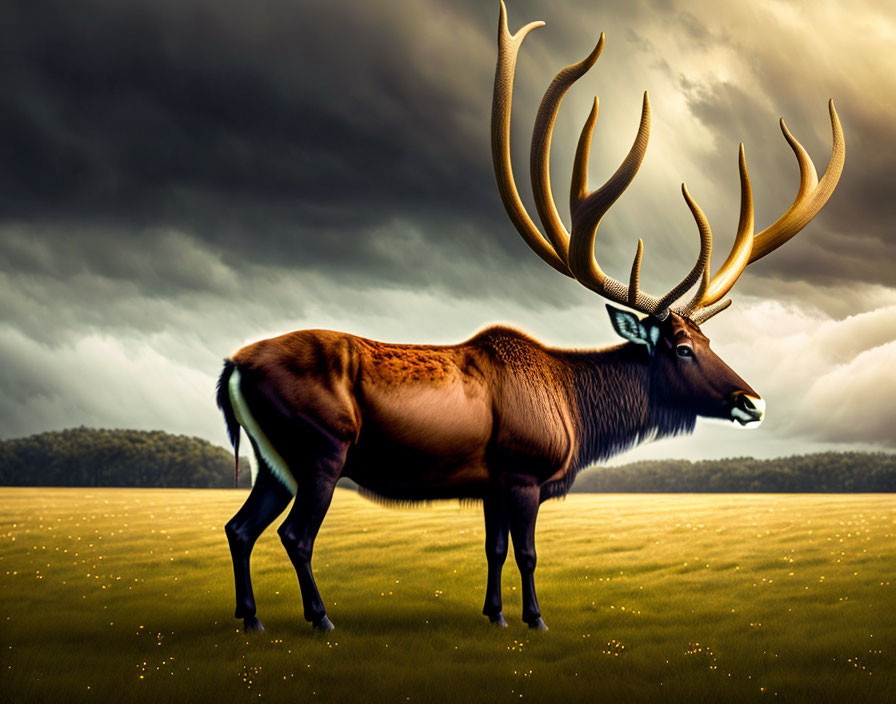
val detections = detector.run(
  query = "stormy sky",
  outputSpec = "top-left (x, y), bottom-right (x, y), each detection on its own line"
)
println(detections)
top-left (1, 0), bottom-right (894, 462)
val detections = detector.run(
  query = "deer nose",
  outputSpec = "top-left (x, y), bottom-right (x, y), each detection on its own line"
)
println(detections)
top-left (730, 392), bottom-right (765, 426)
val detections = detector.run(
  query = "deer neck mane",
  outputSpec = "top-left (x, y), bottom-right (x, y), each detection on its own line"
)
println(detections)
top-left (563, 343), bottom-right (696, 471)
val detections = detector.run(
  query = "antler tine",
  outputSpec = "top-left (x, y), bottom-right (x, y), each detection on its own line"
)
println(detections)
top-left (530, 34), bottom-right (605, 263)
top-left (659, 183), bottom-right (713, 315)
top-left (567, 92), bottom-right (656, 310)
top-left (679, 261), bottom-right (710, 318)
top-left (681, 143), bottom-right (754, 312)
top-left (688, 101), bottom-right (844, 326)
top-left (749, 100), bottom-right (844, 263)
top-left (570, 97), bottom-right (601, 210)
top-left (691, 298), bottom-right (732, 325)
top-left (566, 94), bottom-right (712, 319)
top-left (492, 1), bottom-right (571, 276)
top-left (628, 239), bottom-right (643, 307)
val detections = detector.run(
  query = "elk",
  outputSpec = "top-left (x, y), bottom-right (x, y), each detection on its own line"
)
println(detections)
top-left (217, 1), bottom-right (844, 632)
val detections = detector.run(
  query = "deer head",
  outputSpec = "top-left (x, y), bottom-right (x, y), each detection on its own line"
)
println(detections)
top-left (491, 1), bottom-right (844, 427)
top-left (605, 305), bottom-right (765, 426)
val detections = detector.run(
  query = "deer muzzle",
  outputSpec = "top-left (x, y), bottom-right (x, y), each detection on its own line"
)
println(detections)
top-left (730, 393), bottom-right (765, 427)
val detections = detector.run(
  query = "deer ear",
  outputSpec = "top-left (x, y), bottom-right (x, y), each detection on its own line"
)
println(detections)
top-left (606, 304), bottom-right (659, 354)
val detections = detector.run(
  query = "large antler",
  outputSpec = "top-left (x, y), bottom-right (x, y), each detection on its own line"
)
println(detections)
top-left (682, 101), bottom-right (845, 324)
top-left (491, 1), bottom-right (845, 324)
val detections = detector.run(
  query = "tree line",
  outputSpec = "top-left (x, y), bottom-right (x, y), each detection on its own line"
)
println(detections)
top-left (571, 452), bottom-right (896, 493)
top-left (1, 427), bottom-right (893, 492)
top-left (0, 427), bottom-right (251, 488)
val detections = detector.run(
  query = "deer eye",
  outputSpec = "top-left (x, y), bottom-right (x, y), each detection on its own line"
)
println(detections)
top-left (676, 344), bottom-right (694, 358)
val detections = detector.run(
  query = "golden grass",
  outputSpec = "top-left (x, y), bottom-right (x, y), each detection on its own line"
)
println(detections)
top-left (1, 487), bottom-right (894, 703)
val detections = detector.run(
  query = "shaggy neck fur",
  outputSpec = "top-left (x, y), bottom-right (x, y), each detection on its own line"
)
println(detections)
top-left (544, 343), bottom-right (696, 498)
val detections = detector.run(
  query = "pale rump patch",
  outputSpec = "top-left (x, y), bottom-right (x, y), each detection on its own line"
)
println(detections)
top-left (228, 368), bottom-right (298, 495)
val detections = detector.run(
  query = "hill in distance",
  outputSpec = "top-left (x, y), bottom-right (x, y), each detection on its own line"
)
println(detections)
top-left (0, 427), bottom-right (251, 489)
top-left (1, 427), bottom-right (893, 492)
top-left (571, 453), bottom-right (896, 493)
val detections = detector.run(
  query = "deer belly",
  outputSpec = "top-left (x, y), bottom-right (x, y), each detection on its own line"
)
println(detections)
top-left (348, 382), bottom-right (492, 493)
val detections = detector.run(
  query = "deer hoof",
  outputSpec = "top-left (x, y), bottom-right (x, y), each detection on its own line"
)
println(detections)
top-left (243, 616), bottom-right (265, 633)
top-left (313, 615), bottom-right (335, 632)
top-left (489, 612), bottom-right (508, 627)
top-left (527, 617), bottom-right (548, 631)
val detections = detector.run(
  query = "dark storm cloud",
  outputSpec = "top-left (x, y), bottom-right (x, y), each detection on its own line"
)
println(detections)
top-left (0, 0), bottom-right (533, 287)
top-left (2, 0), bottom-right (704, 314)
top-left (4, 0), bottom-right (891, 299)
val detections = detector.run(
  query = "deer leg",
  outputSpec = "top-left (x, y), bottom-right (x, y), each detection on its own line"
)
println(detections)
top-left (503, 483), bottom-right (547, 630)
top-left (225, 464), bottom-right (294, 633)
top-left (482, 492), bottom-right (509, 626)
top-left (277, 444), bottom-right (346, 632)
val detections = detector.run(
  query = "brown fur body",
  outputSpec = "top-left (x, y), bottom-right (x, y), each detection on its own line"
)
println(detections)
top-left (230, 326), bottom-right (593, 501)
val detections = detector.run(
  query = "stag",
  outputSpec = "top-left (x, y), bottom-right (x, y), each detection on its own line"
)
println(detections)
top-left (217, 2), bottom-right (844, 632)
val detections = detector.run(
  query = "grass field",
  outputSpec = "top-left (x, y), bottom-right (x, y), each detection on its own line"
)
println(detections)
top-left (1, 487), bottom-right (894, 703)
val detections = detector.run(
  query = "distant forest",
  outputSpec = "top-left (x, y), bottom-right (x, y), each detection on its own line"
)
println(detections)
top-left (0, 427), bottom-right (251, 488)
top-left (1, 427), bottom-right (894, 492)
top-left (571, 453), bottom-right (896, 493)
